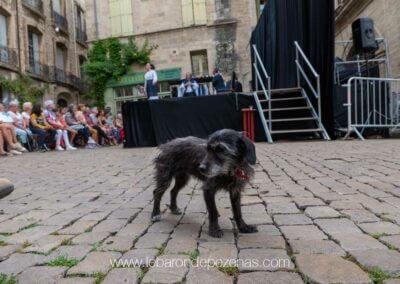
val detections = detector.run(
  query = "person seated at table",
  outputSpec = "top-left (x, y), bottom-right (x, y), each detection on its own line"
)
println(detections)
top-left (8, 100), bottom-right (33, 150)
top-left (212, 68), bottom-right (227, 94)
top-left (30, 103), bottom-right (57, 152)
top-left (226, 71), bottom-right (243, 93)
top-left (179, 73), bottom-right (199, 98)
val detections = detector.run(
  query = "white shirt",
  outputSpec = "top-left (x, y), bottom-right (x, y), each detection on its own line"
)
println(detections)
top-left (144, 70), bottom-right (158, 85)
top-left (8, 111), bottom-right (24, 125)
top-left (0, 111), bottom-right (13, 123)
top-left (179, 80), bottom-right (199, 97)
top-left (22, 112), bottom-right (30, 122)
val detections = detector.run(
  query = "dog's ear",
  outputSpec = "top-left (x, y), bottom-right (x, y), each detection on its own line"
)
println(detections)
top-left (237, 134), bottom-right (257, 165)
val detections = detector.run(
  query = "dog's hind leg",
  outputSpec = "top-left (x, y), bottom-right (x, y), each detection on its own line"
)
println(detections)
top-left (169, 174), bottom-right (189, 215)
top-left (229, 190), bottom-right (258, 233)
top-left (151, 178), bottom-right (172, 222)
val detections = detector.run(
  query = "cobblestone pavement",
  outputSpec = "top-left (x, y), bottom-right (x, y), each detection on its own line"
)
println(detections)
top-left (1, 141), bottom-right (400, 283)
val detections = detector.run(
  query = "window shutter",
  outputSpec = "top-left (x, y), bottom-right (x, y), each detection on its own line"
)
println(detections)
top-left (181, 0), bottom-right (194, 27)
top-left (0, 14), bottom-right (7, 47)
top-left (109, 0), bottom-right (122, 36)
top-left (53, 0), bottom-right (61, 13)
top-left (193, 0), bottom-right (207, 25)
top-left (120, 0), bottom-right (133, 35)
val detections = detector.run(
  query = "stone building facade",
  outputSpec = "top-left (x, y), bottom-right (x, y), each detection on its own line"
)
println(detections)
top-left (85, 0), bottom-right (265, 111)
top-left (335, 0), bottom-right (400, 78)
top-left (0, 0), bottom-right (88, 106)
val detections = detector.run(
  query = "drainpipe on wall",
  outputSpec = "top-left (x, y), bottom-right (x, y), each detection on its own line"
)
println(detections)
top-left (93, 0), bottom-right (99, 39)
top-left (15, 0), bottom-right (22, 73)
top-left (71, 0), bottom-right (79, 104)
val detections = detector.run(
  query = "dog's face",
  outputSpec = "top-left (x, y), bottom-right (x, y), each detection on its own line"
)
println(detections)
top-left (199, 129), bottom-right (257, 177)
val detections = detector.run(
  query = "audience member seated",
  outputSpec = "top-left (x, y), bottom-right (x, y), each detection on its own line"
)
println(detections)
top-left (84, 106), bottom-right (110, 146)
top-left (30, 103), bottom-right (57, 152)
top-left (76, 104), bottom-right (98, 145)
top-left (8, 100), bottom-right (33, 151)
top-left (179, 73), bottom-right (199, 98)
top-left (0, 103), bottom-right (27, 155)
top-left (65, 104), bottom-right (90, 146)
top-left (21, 102), bottom-right (32, 126)
top-left (97, 110), bottom-right (116, 145)
top-left (114, 113), bottom-right (124, 144)
top-left (44, 100), bottom-right (77, 151)
top-left (57, 107), bottom-right (77, 146)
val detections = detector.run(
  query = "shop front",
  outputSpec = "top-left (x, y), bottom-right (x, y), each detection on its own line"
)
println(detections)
top-left (105, 68), bottom-right (182, 113)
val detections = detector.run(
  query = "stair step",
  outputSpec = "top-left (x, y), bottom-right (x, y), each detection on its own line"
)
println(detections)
top-left (271, 128), bottom-right (323, 135)
top-left (263, 106), bottom-right (311, 112)
top-left (267, 117), bottom-right (318, 123)
top-left (256, 87), bottom-right (302, 95)
top-left (259, 97), bottom-right (306, 103)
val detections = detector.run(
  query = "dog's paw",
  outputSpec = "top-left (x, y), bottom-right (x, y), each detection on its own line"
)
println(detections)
top-left (239, 224), bottom-right (258, 234)
top-left (151, 214), bottom-right (161, 222)
top-left (208, 228), bottom-right (224, 238)
top-left (170, 207), bottom-right (182, 215)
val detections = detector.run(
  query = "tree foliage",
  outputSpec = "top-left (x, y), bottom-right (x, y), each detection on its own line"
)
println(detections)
top-left (84, 37), bottom-right (156, 108)
top-left (0, 74), bottom-right (47, 104)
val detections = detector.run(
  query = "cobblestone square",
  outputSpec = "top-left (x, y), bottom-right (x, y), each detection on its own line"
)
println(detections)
top-left (1, 140), bottom-right (400, 283)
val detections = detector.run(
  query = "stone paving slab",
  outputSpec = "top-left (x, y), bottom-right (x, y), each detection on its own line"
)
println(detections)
top-left (295, 254), bottom-right (372, 284)
top-left (67, 251), bottom-right (121, 275)
top-left (17, 266), bottom-right (66, 284)
top-left (3, 142), bottom-right (400, 282)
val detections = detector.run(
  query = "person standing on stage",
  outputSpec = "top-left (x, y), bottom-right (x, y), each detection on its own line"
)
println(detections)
top-left (226, 71), bottom-right (243, 93)
top-left (212, 68), bottom-right (227, 94)
top-left (179, 73), bottom-right (199, 97)
top-left (144, 63), bottom-right (159, 100)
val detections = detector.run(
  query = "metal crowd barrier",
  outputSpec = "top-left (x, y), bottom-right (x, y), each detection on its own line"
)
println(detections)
top-left (345, 77), bottom-right (400, 140)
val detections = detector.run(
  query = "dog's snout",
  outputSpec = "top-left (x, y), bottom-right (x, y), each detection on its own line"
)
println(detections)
top-left (199, 164), bottom-right (207, 174)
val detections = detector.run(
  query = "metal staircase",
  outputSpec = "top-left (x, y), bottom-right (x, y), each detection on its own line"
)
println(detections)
top-left (252, 41), bottom-right (330, 143)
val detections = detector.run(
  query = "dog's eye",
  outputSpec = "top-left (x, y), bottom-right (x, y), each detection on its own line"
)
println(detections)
top-left (215, 145), bottom-right (225, 153)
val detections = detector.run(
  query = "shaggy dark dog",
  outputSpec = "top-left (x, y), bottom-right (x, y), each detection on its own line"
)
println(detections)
top-left (151, 129), bottom-right (258, 238)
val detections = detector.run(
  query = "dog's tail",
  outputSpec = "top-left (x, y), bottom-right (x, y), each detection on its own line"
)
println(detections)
top-left (153, 147), bottom-right (174, 187)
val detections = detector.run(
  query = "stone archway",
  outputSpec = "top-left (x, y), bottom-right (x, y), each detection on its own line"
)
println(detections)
top-left (57, 92), bottom-right (73, 107)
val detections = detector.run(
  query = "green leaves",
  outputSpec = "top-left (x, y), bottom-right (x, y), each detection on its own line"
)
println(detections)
top-left (83, 37), bottom-right (156, 108)
top-left (0, 74), bottom-right (47, 105)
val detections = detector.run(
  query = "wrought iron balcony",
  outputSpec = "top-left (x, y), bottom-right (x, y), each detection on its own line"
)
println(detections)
top-left (26, 60), bottom-right (49, 78)
top-left (0, 46), bottom-right (19, 69)
top-left (54, 67), bottom-right (68, 84)
top-left (76, 28), bottom-right (88, 45)
top-left (53, 11), bottom-right (69, 34)
top-left (22, 0), bottom-right (44, 15)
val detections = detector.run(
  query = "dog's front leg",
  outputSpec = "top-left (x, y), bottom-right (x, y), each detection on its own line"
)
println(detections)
top-left (203, 187), bottom-right (223, 238)
top-left (229, 190), bottom-right (258, 234)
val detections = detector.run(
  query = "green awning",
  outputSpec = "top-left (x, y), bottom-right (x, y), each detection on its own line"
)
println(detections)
top-left (106, 68), bottom-right (181, 87)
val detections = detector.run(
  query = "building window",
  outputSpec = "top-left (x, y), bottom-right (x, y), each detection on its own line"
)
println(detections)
top-left (55, 44), bottom-right (67, 81)
top-left (0, 13), bottom-right (8, 63)
top-left (53, 0), bottom-right (64, 15)
top-left (28, 30), bottom-right (41, 74)
top-left (182, 0), bottom-right (207, 27)
top-left (109, 0), bottom-right (133, 36)
top-left (256, 0), bottom-right (266, 18)
top-left (190, 50), bottom-right (208, 77)
top-left (75, 5), bottom-right (87, 43)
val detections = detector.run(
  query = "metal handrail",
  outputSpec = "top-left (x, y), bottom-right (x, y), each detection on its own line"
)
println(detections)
top-left (295, 41), bottom-right (322, 128)
top-left (252, 44), bottom-right (273, 142)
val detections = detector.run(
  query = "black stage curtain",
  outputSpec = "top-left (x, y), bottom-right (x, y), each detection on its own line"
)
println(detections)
top-left (122, 95), bottom-right (265, 148)
top-left (250, 0), bottom-right (335, 138)
top-left (122, 101), bottom-right (156, 147)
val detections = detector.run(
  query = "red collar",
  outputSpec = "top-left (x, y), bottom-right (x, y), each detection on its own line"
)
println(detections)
top-left (235, 168), bottom-right (249, 180)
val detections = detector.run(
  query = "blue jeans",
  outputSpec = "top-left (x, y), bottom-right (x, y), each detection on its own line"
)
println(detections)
top-left (30, 126), bottom-right (56, 147)
top-left (15, 128), bottom-right (32, 144)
